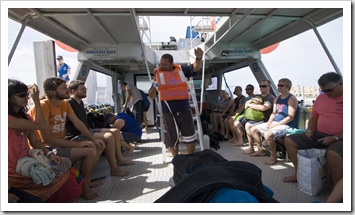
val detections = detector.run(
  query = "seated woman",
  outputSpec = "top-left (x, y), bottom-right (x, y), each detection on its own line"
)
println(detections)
top-left (209, 90), bottom-right (226, 129)
top-left (8, 79), bottom-right (81, 203)
top-left (211, 91), bottom-right (234, 133)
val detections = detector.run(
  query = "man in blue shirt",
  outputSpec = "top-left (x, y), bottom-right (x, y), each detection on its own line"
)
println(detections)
top-left (104, 112), bottom-right (142, 154)
top-left (57, 55), bottom-right (71, 82)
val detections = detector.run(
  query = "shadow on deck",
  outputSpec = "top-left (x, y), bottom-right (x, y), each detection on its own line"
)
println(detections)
top-left (75, 128), bottom-right (331, 203)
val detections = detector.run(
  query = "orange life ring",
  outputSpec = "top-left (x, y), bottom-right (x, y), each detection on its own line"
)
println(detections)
top-left (55, 40), bottom-right (77, 52)
top-left (260, 43), bottom-right (280, 54)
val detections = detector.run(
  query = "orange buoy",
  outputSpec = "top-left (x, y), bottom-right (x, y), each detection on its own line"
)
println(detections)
top-left (55, 40), bottom-right (77, 52)
top-left (260, 42), bottom-right (280, 54)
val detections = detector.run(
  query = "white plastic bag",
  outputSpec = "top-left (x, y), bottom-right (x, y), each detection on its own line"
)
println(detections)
top-left (297, 148), bottom-right (331, 196)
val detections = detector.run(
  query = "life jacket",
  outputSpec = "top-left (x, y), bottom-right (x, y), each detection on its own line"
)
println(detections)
top-left (156, 64), bottom-right (189, 101)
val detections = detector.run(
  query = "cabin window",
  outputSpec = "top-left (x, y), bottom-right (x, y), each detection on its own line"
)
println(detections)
top-left (82, 70), bottom-right (114, 107)
top-left (206, 77), bottom-right (218, 90)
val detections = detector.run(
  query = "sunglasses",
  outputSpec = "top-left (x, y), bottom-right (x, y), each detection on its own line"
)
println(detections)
top-left (259, 85), bottom-right (269, 88)
top-left (15, 93), bottom-right (30, 98)
top-left (245, 88), bottom-right (253, 90)
top-left (277, 84), bottom-right (285, 87)
top-left (320, 83), bottom-right (339, 93)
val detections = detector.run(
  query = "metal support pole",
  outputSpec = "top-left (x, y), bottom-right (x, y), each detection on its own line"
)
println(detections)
top-left (306, 18), bottom-right (342, 76)
top-left (199, 42), bottom-right (206, 114)
top-left (8, 21), bottom-right (28, 65)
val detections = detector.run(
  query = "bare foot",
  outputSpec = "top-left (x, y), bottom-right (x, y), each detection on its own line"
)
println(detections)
top-left (110, 168), bottom-right (129, 177)
top-left (225, 136), bottom-right (233, 140)
top-left (231, 140), bottom-right (244, 146)
top-left (242, 147), bottom-right (255, 154)
top-left (123, 147), bottom-right (135, 156)
top-left (283, 174), bottom-right (297, 183)
top-left (82, 187), bottom-right (99, 200)
top-left (229, 137), bottom-right (237, 143)
top-left (249, 151), bottom-right (265, 157)
top-left (89, 179), bottom-right (105, 188)
top-left (117, 159), bottom-right (134, 166)
top-left (265, 159), bottom-right (277, 165)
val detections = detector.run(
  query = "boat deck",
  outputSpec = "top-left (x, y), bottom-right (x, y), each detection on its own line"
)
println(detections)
top-left (75, 128), bottom-right (331, 204)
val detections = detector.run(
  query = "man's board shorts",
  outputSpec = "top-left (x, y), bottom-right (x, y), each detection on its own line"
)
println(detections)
top-left (286, 131), bottom-right (343, 157)
top-left (163, 110), bottom-right (197, 148)
top-left (255, 121), bottom-right (290, 138)
top-left (122, 132), bottom-right (141, 143)
top-left (57, 129), bottom-right (103, 157)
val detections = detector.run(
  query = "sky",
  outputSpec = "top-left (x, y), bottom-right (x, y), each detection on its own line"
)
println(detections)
top-left (2, 1), bottom-right (352, 212)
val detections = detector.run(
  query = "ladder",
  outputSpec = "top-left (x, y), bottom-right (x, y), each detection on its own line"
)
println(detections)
top-left (187, 77), bottom-right (204, 151)
top-left (156, 77), bottom-right (205, 163)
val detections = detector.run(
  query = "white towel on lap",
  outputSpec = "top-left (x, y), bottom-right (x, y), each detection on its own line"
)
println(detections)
top-left (16, 156), bottom-right (55, 186)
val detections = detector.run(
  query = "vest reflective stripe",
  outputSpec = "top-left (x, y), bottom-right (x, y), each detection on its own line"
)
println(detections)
top-left (159, 73), bottom-right (166, 84)
top-left (156, 64), bottom-right (189, 101)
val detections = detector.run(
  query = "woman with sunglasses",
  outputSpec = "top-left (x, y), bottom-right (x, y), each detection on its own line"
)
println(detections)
top-left (8, 79), bottom-right (81, 202)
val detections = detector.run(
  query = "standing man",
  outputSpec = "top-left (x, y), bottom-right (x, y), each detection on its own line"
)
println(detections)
top-left (148, 47), bottom-right (204, 157)
top-left (66, 80), bottom-right (133, 173)
top-left (30, 77), bottom-right (105, 200)
top-left (283, 72), bottom-right (343, 187)
top-left (139, 89), bottom-right (151, 132)
top-left (56, 55), bottom-right (71, 82)
top-left (120, 82), bottom-right (144, 126)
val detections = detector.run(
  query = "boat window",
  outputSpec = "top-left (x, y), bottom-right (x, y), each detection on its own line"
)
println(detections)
top-left (223, 67), bottom-right (260, 97)
top-left (192, 76), bottom-right (217, 91)
top-left (135, 75), bottom-right (153, 92)
top-left (83, 70), bottom-right (114, 107)
top-left (206, 77), bottom-right (218, 90)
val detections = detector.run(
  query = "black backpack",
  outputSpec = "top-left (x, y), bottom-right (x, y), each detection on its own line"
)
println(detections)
top-left (171, 149), bottom-right (227, 185)
top-left (155, 160), bottom-right (278, 203)
top-left (209, 132), bottom-right (221, 150)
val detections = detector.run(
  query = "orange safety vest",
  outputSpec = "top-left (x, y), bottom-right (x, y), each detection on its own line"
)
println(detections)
top-left (156, 64), bottom-right (189, 101)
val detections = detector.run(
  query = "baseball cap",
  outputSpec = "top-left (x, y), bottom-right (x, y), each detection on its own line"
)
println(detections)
top-left (56, 55), bottom-right (63, 60)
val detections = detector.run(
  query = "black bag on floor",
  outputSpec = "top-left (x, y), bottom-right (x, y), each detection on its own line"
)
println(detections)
top-left (209, 132), bottom-right (221, 150)
top-left (155, 160), bottom-right (278, 203)
top-left (201, 121), bottom-right (210, 135)
top-left (171, 149), bottom-right (227, 186)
